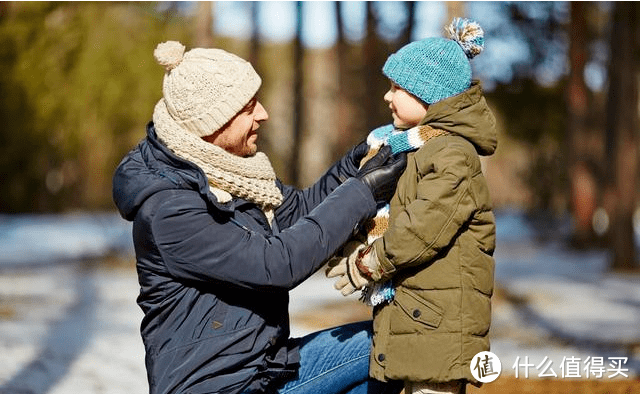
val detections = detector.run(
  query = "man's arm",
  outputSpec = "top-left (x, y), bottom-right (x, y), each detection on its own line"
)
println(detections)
top-left (276, 141), bottom-right (368, 228)
top-left (154, 179), bottom-right (376, 291)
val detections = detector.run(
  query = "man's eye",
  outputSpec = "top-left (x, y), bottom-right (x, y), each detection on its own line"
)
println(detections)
top-left (244, 99), bottom-right (257, 113)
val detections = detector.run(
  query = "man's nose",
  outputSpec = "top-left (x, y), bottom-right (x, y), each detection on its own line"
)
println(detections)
top-left (255, 102), bottom-right (269, 122)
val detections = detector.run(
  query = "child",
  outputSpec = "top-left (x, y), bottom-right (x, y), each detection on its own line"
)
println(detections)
top-left (327, 18), bottom-right (497, 394)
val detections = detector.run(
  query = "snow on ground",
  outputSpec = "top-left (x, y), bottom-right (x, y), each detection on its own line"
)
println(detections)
top-left (0, 210), bottom-right (639, 392)
top-left (490, 212), bottom-right (640, 378)
top-left (0, 213), bottom-right (133, 268)
top-left (0, 264), bottom-right (146, 394)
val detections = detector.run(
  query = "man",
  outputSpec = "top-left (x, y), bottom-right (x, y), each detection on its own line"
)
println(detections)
top-left (112, 41), bottom-right (405, 394)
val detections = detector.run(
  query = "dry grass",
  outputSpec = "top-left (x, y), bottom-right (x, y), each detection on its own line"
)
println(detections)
top-left (291, 299), bottom-right (372, 331)
top-left (95, 253), bottom-right (136, 271)
top-left (292, 296), bottom-right (640, 394)
top-left (467, 377), bottom-right (640, 394)
top-left (0, 304), bottom-right (16, 319)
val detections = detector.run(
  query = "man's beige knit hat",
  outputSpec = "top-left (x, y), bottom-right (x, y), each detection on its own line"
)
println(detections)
top-left (152, 41), bottom-right (261, 137)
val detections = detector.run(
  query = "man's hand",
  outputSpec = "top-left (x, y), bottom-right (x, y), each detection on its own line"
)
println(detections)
top-left (356, 146), bottom-right (407, 204)
top-left (348, 140), bottom-right (370, 169)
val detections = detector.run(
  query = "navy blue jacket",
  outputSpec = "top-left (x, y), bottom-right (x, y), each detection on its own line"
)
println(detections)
top-left (112, 124), bottom-right (376, 394)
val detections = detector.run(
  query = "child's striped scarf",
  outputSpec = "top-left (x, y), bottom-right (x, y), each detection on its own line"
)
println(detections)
top-left (358, 124), bottom-right (449, 306)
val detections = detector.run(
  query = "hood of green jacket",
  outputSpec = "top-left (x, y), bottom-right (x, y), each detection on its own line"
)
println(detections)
top-left (420, 81), bottom-right (497, 156)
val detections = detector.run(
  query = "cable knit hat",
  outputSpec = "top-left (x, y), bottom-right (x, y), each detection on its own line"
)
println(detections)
top-left (152, 41), bottom-right (261, 137)
top-left (383, 18), bottom-right (485, 105)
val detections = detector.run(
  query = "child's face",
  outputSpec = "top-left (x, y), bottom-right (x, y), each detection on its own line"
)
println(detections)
top-left (384, 82), bottom-right (429, 129)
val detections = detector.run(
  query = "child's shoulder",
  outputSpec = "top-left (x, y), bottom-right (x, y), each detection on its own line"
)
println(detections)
top-left (410, 125), bottom-right (459, 154)
top-left (413, 130), bottom-right (478, 164)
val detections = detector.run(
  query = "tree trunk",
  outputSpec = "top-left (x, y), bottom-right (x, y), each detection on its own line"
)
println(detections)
top-left (363, 2), bottom-right (379, 133)
top-left (400, 1), bottom-right (415, 46)
top-left (193, 2), bottom-right (214, 47)
top-left (446, 2), bottom-right (465, 23)
top-left (567, 1), bottom-right (598, 247)
top-left (605, 2), bottom-right (639, 271)
top-left (249, 2), bottom-right (260, 69)
top-left (332, 1), bottom-right (353, 159)
top-left (290, 1), bottom-right (304, 187)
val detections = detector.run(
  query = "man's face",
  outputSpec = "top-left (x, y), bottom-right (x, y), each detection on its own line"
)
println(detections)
top-left (383, 82), bottom-right (429, 129)
top-left (203, 97), bottom-right (269, 157)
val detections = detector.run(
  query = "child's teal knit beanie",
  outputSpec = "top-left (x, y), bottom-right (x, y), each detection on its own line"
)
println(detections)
top-left (383, 18), bottom-right (485, 105)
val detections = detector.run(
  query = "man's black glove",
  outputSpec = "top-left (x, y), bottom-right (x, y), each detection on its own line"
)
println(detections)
top-left (330, 140), bottom-right (370, 180)
top-left (356, 145), bottom-right (407, 204)
top-left (349, 140), bottom-right (370, 168)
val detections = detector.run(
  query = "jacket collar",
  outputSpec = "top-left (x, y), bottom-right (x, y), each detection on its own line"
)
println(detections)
top-left (145, 122), bottom-right (238, 213)
top-left (420, 81), bottom-right (498, 156)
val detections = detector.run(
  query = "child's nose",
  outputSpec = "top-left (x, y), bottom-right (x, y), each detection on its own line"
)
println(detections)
top-left (383, 90), bottom-right (392, 103)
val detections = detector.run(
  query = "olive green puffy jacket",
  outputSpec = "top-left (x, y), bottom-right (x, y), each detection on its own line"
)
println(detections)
top-left (370, 81), bottom-right (497, 385)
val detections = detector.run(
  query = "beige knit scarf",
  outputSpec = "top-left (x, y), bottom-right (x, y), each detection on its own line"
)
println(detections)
top-left (153, 100), bottom-right (283, 224)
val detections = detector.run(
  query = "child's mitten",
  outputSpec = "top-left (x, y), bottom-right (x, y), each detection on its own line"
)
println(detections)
top-left (354, 244), bottom-right (385, 281)
top-left (326, 241), bottom-right (372, 296)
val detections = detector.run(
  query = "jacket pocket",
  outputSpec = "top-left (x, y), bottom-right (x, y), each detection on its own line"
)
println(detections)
top-left (466, 290), bottom-right (492, 337)
top-left (466, 242), bottom-right (495, 296)
top-left (391, 288), bottom-right (444, 334)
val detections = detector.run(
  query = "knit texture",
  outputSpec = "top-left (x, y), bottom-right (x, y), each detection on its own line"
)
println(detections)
top-left (359, 124), bottom-right (449, 305)
top-left (382, 18), bottom-right (484, 105)
top-left (154, 99), bottom-right (283, 224)
top-left (361, 124), bottom-right (449, 244)
top-left (153, 41), bottom-right (261, 137)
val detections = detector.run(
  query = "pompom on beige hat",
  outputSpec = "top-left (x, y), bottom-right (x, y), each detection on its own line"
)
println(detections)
top-left (152, 41), bottom-right (261, 137)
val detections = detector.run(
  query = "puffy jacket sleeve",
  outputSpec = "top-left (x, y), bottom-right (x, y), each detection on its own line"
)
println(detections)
top-left (276, 145), bottom-right (362, 228)
top-left (374, 141), bottom-right (477, 272)
top-left (153, 178), bottom-right (375, 290)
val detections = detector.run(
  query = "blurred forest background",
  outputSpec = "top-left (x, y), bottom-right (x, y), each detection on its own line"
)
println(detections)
top-left (0, 1), bottom-right (638, 271)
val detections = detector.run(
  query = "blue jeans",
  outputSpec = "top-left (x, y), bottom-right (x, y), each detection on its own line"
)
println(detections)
top-left (275, 321), bottom-right (402, 394)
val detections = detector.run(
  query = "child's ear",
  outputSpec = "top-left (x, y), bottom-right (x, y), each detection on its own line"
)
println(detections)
top-left (409, 90), bottom-right (429, 112)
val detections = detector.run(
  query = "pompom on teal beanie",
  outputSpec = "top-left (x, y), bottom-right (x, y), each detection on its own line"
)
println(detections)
top-left (382, 18), bottom-right (485, 105)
